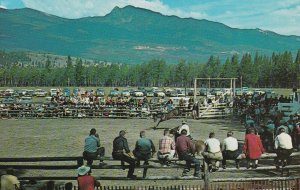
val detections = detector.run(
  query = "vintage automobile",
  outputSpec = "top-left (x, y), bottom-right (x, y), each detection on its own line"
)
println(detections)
top-left (109, 90), bottom-right (120, 97)
top-left (34, 89), bottom-right (47, 97)
top-left (175, 88), bottom-right (185, 97)
top-left (96, 88), bottom-right (105, 97)
top-left (145, 89), bottom-right (154, 97)
top-left (1, 97), bottom-right (16, 104)
top-left (18, 96), bottom-right (33, 104)
top-left (50, 89), bottom-right (58, 97)
top-left (154, 90), bottom-right (165, 97)
top-left (131, 90), bottom-right (144, 97)
top-left (121, 90), bottom-right (131, 97)
top-left (63, 88), bottom-right (71, 97)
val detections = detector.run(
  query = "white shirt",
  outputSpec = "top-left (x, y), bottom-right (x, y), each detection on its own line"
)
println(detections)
top-left (1, 175), bottom-right (20, 190)
top-left (275, 132), bottom-right (293, 149)
top-left (222, 136), bottom-right (238, 151)
top-left (178, 124), bottom-right (190, 136)
top-left (205, 138), bottom-right (221, 153)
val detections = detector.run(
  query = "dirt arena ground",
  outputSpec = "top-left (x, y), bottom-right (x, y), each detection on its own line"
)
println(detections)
top-left (0, 117), bottom-right (298, 187)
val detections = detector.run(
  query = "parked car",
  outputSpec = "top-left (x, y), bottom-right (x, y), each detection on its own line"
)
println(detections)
top-left (132, 90), bottom-right (144, 97)
top-left (34, 89), bottom-right (47, 97)
top-left (109, 90), bottom-right (120, 97)
top-left (18, 89), bottom-right (28, 96)
top-left (235, 88), bottom-right (243, 96)
top-left (73, 88), bottom-right (80, 96)
top-left (96, 88), bottom-right (105, 97)
top-left (184, 88), bottom-right (195, 96)
top-left (18, 96), bottom-right (33, 104)
top-left (210, 88), bottom-right (222, 96)
top-left (1, 97), bottom-right (16, 104)
top-left (199, 88), bottom-right (208, 96)
top-left (145, 89), bottom-right (154, 97)
top-left (4, 89), bottom-right (14, 96)
top-left (63, 88), bottom-right (71, 97)
top-left (154, 90), bottom-right (165, 97)
top-left (175, 88), bottom-right (185, 97)
top-left (50, 89), bottom-right (58, 97)
top-left (169, 90), bottom-right (178, 97)
top-left (26, 90), bottom-right (35, 97)
top-left (121, 90), bottom-right (131, 97)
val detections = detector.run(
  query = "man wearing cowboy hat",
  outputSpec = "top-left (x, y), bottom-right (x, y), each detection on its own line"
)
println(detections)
top-left (177, 120), bottom-right (191, 139)
top-left (77, 165), bottom-right (100, 190)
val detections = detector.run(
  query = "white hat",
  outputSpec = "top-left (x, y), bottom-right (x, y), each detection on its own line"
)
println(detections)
top-left (182, 120), bottom-right (187, 124)
top-left (77, 165), bottom-right (90, 176)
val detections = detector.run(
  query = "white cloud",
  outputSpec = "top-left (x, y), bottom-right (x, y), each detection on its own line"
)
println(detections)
top-left (0, 5), bottom-right (7, 9)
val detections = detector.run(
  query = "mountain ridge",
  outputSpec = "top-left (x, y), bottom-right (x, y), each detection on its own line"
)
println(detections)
top-left (0, 5), bottom-right (299, 64)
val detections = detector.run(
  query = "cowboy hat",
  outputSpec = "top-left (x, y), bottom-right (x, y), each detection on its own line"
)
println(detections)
top-left (77, 165), bottom-right (90, 176)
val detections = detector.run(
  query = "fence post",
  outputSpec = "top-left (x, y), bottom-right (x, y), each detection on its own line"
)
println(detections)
top-left (203, 161), bottom-right (209, 190)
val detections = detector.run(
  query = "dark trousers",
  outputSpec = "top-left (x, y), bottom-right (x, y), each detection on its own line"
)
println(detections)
top-left (274, 148), bottom-right (293, 165)
top-left (179, 152), bottom-right (200, 175)
top-left (112, 152), bottom-right (135, 176)
top-left (83, 147), bottom-right (105, 166)
top-left (222, 150), bottom-right (239, 166)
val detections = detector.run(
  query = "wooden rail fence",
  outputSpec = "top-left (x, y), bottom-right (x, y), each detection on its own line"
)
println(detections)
top-left (0, 152), bottom-right (300, 190)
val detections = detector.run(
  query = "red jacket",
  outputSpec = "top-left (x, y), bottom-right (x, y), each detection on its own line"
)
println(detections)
top-left (77, 175), bottom-right (96, 190)
top-left (243, 133), bottom-right (264, 159)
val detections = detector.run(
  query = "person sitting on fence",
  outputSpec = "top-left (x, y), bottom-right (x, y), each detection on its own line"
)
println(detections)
top-left (177, 120), bottom-right (191, 139)
top-left (157, 129), bottom-right (176, 166)
top-left (133, 130), bottom-right (156, 178)
top-left (221, 131), bottom-right (240, 169)
top-left (77, 165), bottom-right (100, 190)
top-left (176, 129), bottom-right (201, 178)
top-left (83, 128), bottom-right (105, 167)
top-left (112, 130), bottom-right (137, 179)
top-left (274, 127), bottom-right (293, 168)
top-left (0, 168), bottom-right (21, 190)
top-left (243, 128), bottom-right (265, 169)
top-left (133, 131), bottom-right (156, 166)
top-left (202, 132), bottom-right (223, 172)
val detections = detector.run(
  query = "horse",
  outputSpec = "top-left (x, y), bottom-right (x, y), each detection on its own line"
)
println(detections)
top-left (153, 107), bottom-right (183, 129)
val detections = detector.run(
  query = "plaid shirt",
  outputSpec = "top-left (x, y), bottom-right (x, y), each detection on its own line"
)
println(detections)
top-left (158, 135), bottom-right (175, 154)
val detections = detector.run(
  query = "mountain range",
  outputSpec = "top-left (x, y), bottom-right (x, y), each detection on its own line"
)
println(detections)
top-left (1, 5), bottom-right (300, 64)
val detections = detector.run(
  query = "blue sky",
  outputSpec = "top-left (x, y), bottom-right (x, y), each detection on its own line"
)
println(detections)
top-left (1, 0), bottom-right (299, 36)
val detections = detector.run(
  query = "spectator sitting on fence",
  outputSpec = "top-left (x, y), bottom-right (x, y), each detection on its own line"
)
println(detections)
top-left (176, 129), bottom-right (201, 178)
top-left (133, 131), bottom-right (156, 166)
top-left (83, 128), bottom-right (106, 167)
top-left (133, 130), bottom-right (156, 178)
top-left (243, 128), bottom-right (265, 169)
top-left (274, 127), bottom-right (293, 168)
top-left (0, 168), bottom-right (20, 190)
top-left (202, 132), bottom-right (223, 172)
top-left (112, 130), bottom-right (137, 179)
top-left (157, 129), bottom-right (176, 166)
top-left (222, 131), bottom-right (240, 169)
top-left (77, 165), bottom-right (100, 190)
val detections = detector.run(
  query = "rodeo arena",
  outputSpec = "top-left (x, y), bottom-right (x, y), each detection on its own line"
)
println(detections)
top-left (0, 78), bottom-right (300, 190)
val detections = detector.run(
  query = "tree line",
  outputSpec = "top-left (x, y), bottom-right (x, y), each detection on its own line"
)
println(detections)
top-left (0, 50), bottom-right (300, 88)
